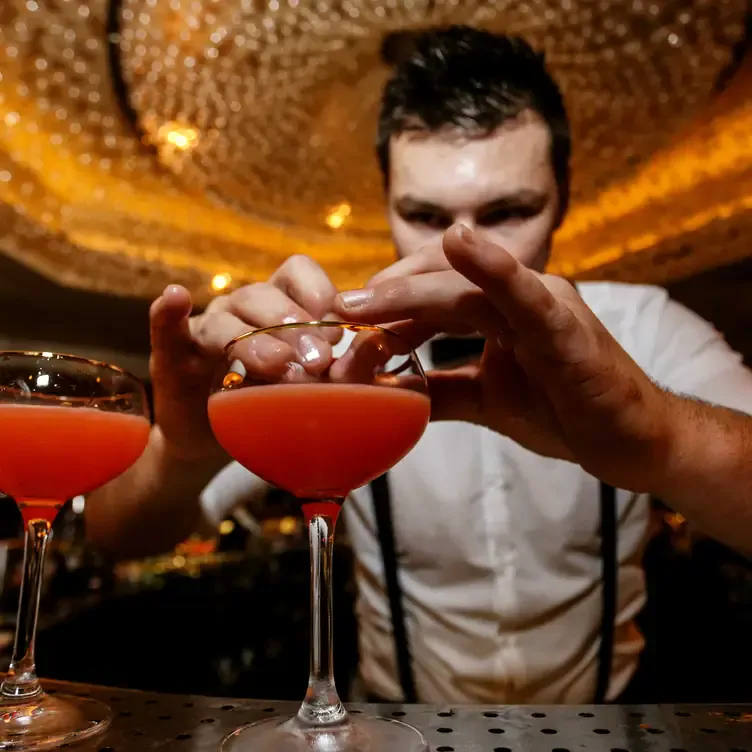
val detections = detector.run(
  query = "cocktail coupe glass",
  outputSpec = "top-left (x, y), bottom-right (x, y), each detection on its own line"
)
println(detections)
top-left (0, 352), bottom-right (151, 750)
top-left (208, 322), bottom-right (431, 752)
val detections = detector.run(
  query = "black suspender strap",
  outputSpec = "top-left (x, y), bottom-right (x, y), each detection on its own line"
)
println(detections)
top-left (370, 473), bottom-right (418, 702)
top-left (595, 481), bottom-right (618, 703)
top-left (370, 474), bottom-right (618, 705)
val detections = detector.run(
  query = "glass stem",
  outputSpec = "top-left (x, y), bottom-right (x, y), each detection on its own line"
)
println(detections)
top-left (297, 503), bottom-right (346, 727)
top-left (1, 519), bottom-right (50, 700)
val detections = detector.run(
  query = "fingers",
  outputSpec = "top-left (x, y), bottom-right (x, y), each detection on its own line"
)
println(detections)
top-left (149, 285), bottom-right (194, 367)
top-left (424, 368), bottom-right (481, 423)
top-left (336, 224), bottom-right (582, 363)
top-left (442, 225), bottom-right (582, 356)
top-left (335, 271), bottom-right (507, 336)
top-left (222, 334), bottom-right (303, 385)
top-left (270, 254), bottom-right (338, 320)
top-left (190, 254), bottom-right (340, 376)
top-left (194, 284), bottom-right (335, 372)
top-left (221, 283), bottom-right (320, 331)
top-left (328, 330), bottom-right (391, 384)
top-left (366, 246), bottom-right (451, 288)
top-left (149, 286), bottom-right (213, 406)
top-left (189, 310), bottom-right (262, 358)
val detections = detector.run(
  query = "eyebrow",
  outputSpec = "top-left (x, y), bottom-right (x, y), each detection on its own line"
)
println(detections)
top-left (395, 190), bottom-right (548, 215)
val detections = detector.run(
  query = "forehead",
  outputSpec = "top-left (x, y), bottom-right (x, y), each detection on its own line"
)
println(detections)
top-left (388, 114), bottom-right (555, 208)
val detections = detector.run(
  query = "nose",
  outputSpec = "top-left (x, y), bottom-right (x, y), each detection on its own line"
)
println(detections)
top-left (454, 215), bottom-right (476, 232)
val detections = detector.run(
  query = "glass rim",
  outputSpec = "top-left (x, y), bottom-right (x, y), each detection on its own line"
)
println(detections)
top-left (221, 321), bottom-right (414, 355)
top-left (219, 320), bottom-right (428, 386)
top-left (0, 349), bottom-right (145, 386)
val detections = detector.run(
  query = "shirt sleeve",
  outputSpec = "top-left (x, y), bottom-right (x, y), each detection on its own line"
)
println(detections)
top-left (199, 462), bottom-right (270, 526)
top-left (648, 296), bottom-right (752, 415)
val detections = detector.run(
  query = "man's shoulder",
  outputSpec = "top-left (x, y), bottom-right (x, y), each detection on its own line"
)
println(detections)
top-left (576, 280), bottom-right (667, 312)
top-left (575, 281), bottom-right (672, 357)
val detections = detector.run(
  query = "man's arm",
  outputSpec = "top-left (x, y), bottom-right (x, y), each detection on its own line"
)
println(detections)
top-left (86, 427), bottom-right (271, 559)
top-left (653, 395), bottom-right (752, 555)
top-left (84, 426), bottom-right (228, 559)
top-left (633, 295), bottom-right (752, 552)
top-left (334, 224), bottom-right (752, 554)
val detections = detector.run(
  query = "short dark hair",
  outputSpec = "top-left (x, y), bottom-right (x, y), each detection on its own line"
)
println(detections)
top-left (377, 26), bottom-right (571, 220)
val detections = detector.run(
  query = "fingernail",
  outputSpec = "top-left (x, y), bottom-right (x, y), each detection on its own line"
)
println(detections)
top-left (298, 335), bottom-right (322, 364)
top-left (338, 289), bottom-right (374, 310)
top-left (457, 224), bottom-right (475, 245)
top-left (283, 362), bottom-right (306, 382)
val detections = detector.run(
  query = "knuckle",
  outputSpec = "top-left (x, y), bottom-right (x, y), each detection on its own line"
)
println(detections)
top-left (542, 273), bottom-right (573, 294)
top-left (203, 296), bottom-right (227, 314)
top-left (378, 278), bottom-right (411, 304)
top-left (286, 253), bottom-right (315, 270)
top-left (232, 282), bottom-right (271, 305)
top-left (189, 315), bottom-right (219, 350)
top-left (379, 277), bottom-right (412, 303)
top-left (190, 311), bottom-right (233, 352)
top-left (275, 255), bottom-right (315, 284)
top-left (276, 257), bottom-right (335, 315)
top-left (188, 313), bottom-right (206, 339)
top-left (306, 286), bottom-right (335, 311)
top-left (227, 284), bottom-right (280, 319)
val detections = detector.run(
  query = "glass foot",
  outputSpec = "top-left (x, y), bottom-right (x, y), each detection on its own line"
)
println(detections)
top-left (0, 692), bottom-right (112, 751)
top-left (221, 713), bottom-right (430, 752)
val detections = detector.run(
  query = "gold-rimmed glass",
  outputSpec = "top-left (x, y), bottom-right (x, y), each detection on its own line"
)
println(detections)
top-left (0, 352), bottom-right (150, 751)
top-left (208, 322), bottom-right (430, 752)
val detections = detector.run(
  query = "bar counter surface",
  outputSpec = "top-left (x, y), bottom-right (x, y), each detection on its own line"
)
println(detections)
top-left (26, 678), bottom-right (752, 752)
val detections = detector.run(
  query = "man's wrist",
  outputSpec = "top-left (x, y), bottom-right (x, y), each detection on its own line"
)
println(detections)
top-left (152, 425), bottom-right (230, 484)
top-left (644, 392), bottom-right (743, 504)
top-left (642, 392), bottom-right (690, 501)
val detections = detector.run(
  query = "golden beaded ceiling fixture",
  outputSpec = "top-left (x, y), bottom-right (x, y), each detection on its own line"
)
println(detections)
top-left (0, 0), bottom-right (749, 305)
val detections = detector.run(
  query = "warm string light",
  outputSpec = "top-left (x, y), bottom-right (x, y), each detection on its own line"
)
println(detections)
top-left (0, 0), bottom-right (747, 303)
top-left (210, 272), bottom-right (232, 292)
top-left (326, 203), bottom-right (352, 230)
top-left (158, 124), bottom-right (200, 152)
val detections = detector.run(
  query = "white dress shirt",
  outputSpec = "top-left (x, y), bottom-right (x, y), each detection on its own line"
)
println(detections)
top-left (201, 282), bottom-right (752, 704)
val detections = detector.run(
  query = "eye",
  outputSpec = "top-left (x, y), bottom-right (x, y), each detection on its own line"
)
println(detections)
top-left (478, 206), bottom-right (539, 226)
top-left (403, 212), bottom-right (452, 230)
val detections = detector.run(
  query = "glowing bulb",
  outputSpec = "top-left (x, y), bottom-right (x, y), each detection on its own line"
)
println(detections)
top-left (279, 516), bottom-right (297, 535)
top-left (325, 202), bottom-right (351, 229)
top-left (36, 374), bottom-right (49, 387)
top-left (157, 122), bottom-right (199, 151)
top-left (211, 272), bottom-right (232, 292)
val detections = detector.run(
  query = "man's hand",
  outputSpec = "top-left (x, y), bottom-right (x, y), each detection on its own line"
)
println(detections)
top-left (334, 224), bottom-right (677, 494)
top-left (149, 256), bottom-right (339, 463)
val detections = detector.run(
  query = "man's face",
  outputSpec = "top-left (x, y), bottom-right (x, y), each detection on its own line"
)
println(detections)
top-left (386, 111), bottom-right (560, 272)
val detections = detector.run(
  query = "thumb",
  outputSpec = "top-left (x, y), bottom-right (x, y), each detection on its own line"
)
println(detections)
top-left (149, 285), bottom-right (194, 370)
top-left (442, 224), bottom-right (519, 296)
top-left (442, 224), bottom-right (577, 352)
top-left (425, 367), bottom-right (481, 424)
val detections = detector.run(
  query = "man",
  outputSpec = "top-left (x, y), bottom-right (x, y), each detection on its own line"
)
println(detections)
top-left (86, 27), bottom-right (752, 704)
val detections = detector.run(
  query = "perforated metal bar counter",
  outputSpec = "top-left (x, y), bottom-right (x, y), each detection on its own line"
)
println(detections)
top-left (39, 678), bottom-right (752, 752)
